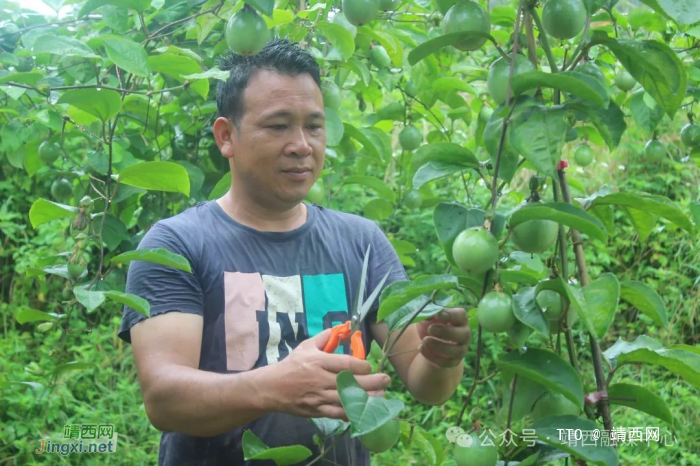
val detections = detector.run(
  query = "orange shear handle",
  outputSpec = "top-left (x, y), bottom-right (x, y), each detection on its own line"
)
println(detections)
top-left (322, 321), bottom-right (351, 353)
top-left (349, 330), bottom-right (366, 360)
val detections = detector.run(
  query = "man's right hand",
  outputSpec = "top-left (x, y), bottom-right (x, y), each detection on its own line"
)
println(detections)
top-left (269, 328), bottom-right (391, 420)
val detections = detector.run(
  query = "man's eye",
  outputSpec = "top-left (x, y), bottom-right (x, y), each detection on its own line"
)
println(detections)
top-left (308, 125), bottom-right (323, 131)
top-left (269, 125), bottom-right (287, 130)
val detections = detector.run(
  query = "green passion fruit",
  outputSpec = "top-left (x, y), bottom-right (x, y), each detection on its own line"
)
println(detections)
top-left (487, 55), bottom-right (535, 105)
top-left (305, 179), bottom-right (326, 205)
top-left (343, 0), bottom-right (379, 26)
top-left (369, 45), bottom-right (391, 68)
top-left (403, 190), bottom-right (422, 209)
top-left (511, 219), bottom-right (558, 254)
top-left (453, 433), bottom-right (498, 466)
top-left (531, 392), bottom-right (581, 421)
top-left (574, 143), bottom-right (594, 166)
top-left (322, 81), bottom-right (343, 111)
top-left (443, 1), bottom-right (491, 52)
top-left (452, 227), bottom-right (499, 275)
top-left (680, 123), bottom-right (700, 147)
top-left (359, 419), bottom-right (400, 453)
top-left (542, 0), bottom-right (587, 40)
top-left (39, 141), bottom-right (61, 164)
top-left (67, 262), bottom-right (87, 280)
top-left (378, 0), bottom-right (401, 11)
top-left (225, 6), bottom-right (270, 56)
top-left (614, 70), bottom-right (636, 92)
top-left (536, 290), bottom-right (564, 321)
top-left (645, 139), bottom-right (666, 162)
top-left (399, 125), bottom-right (422, 151)
top-left (51, 178), bottom-right (73, 201)
top-left (477, 291), bottom-right (516, 333)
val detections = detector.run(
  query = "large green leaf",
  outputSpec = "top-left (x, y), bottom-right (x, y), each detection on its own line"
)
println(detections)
top-left (343, 123), bottom-right (383, 161)
top-left (629, 91), bottom-right (665, 134)
top-left (317, 22), bottom-right (355, 61)
top-left (383, 288), bottom-right (453, 332)
top-left (570, 101), bottom-right (627, 149)
top-left (29, 198), bottom-right (78, 228)
top-left (73, 286), bottom-right (106, 312)
top-left (377, 275), bottom-right (459, 322)
top-left (509, 202), bottom-right (608, 242)
top-left (363, 198), bottom-right (393, 221)
top-left (496, 348), bottom-right (584, 409)
top-left (413, 161), bottom-right (470, 189)
top-left (148, 53), bottom-right (208, 99)
top-left (510, 71), bottom-right (608, 107)
top-left (324, 107), bottom-right (344, 147)
top-left (619, 280), bottom-right (668, 327)
top-left (110, 248), bottom-right (192, 273)
top-left (104, 291), bottom-right (150, 317)
top-left (57, 89), bottom-right (122, 122)
top-left (15, 307), bottom-right (62, 324)
top-left (591, 33), bottom-right (686, 118)
top-left (33, 35), bottom-right (99, 58)
top-left (532, 416), bottom-right (618, 466)
top-left (242, 430), bottom-right (312, 466)
top-left (509, 105), bottom-right (569, 178)
top-left (116, 162), bottom-right (190, 195)
top-left (79, 0), bottom-right (150, 16)
top-left (336, 370), bottom-right (404, 436)
top-left (208, 172), bottom-right (231, 200)
top-left (608, 383), bottom-right (674, 426)
top-left (343, 176), bottom-right (395, 203)
top-left (638, 0), bottom-right (700, 26)
top-left (604, 336), bottom-right (700, 388)
top-left (511, 286), bottom-right (550, 336)
top-left (0, 72), bottom-right (45, 86)
top-left (407, 32), bottom-right (493, 66)
top-left (102, 35), bottom-right (150, 77)
top-left (410, 143), bottom-right (480, 189)
top-left (589, 192), bottom-right (695, 240)
top-left (246, 0), bottom-right (275, 16)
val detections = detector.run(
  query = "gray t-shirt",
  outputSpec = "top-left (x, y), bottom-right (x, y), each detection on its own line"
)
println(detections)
top-left (118, 200), bottom-right (408, 466)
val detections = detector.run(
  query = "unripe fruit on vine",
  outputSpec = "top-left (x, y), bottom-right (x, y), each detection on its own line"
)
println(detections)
top-left (443, 1), bottom-right (491, 52)
top-left (369, 45), bottom-right (391, 69)
top-left (487, 55), bottom-right (535, 105)
top-left (342, 0), bottom-right (378, 26)
top-left (644, 139), bottom-right (666, 162)
top-left (51, 178), bottom-right (73, 201)
top-left (16, 56), bottom-right (34, 72)
top-left (436, 0), bottom-right (459, 15)
top-left (614, 70), bottom-right (636, 92)
top-left (305, 180), bottom-right (326, 205)
top-left (403, 190), bottom-right (422, 209)
top-left (479, 105), bottom-right (493, 123)
top-left (452, 227), bottom-right (499, 275)
top-left (531, 392), bottom-right (581, 420)
top-left (680, 123), bottom-right (700, 147)
top-left (511, 219), bottom-right (558, 254)
top-left (359, 419), bottom-right (400, 453)
top-left (542, 0), bottom-right (586, 40)
top-left (68, 262), bottom-right (87, 280)
top-left (39, 141), bottom-right (61, 164)
top-left (536, 290), bottom-right (564, 321)
top-left (378, 0), bottom-right (400, 11)
top-left (574, 143), bottom-right (594, 166)
top-left (225, 6), bottom-right (269, 56)
top-left (478, 291), bottom-right (516, 333)
top-left (322, 81), bottom-right (343, 111)
top-left (453, 433), bottom-right (498, 466)
top-left (399, 125), bottom-right (422, 151)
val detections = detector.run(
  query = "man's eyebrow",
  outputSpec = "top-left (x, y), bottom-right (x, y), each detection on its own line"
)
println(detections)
top-left (261, 110), bottom-right (325, 120)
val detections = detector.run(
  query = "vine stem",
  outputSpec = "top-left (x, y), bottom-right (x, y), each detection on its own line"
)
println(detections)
top-left (557, 168), bottom-right (614, 432)
top-left (530, 8), bottom-right (559, 73)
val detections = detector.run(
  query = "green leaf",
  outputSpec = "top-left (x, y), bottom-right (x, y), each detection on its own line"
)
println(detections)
top-left (343, 123), bottom-right (383, 161)
top-left (73, 286), bottom-right (106, 312)
top-left (690, 201), bottom-right (700, 227)
top-left (245, 0), bottom-right (275, 17)
top-left (343, 176), bottom-right (395, 202)
top-left (582, 0), bottom-right (607, 14)
top-left (367, 102), bottom-right (405, 125)
top-left (410, 143), bottom-right (480, 189)
top-left (54, 362), bottom-right (96, 377)
top-left (589, 192), bottom-right (695, 240)
top-left (383, 290), bottom-right (453, 332)
top-left (433, 77), bottom-right (477, 97)
top-left (32, 35), bottom-right (99, 58)
top-left (148, 53), bottom-right (208, 99)
top-left (102, 35), bottom-right (150, 77)
top-left (116, 161), bottom-right (190, 195)
top-left (407, 32), bottom-right (493, 66)
top-left (104, 291), bottom-right (150, 317)
top-left (317, 22), bottom-right (355, 61)
top-left (413, 161), bottom-right (470, 190)
top-left (110, 248), bottom-right (192, 273)
top-left (532, 416), bottom-right (618, 466)
top-left (604, 336), bottom-right (700, 389)
top-left (208, 172), bottom-right (231, 201)
top-left (324, 107), bottom-right (344, 147)
top-left (409, 426), bottom-right (443, 466)
top-left (363, 198), bottom-right (393, 221)
top-left (510, 71), bottom-right (608, 107)
top-left (509, 202), bottom-right (608, 242)
top-left (182, 67), bottom-right (230, 81)
top-left (79, 0), bottom-right (150, 16)
top-left (57, 89), bottom-right (122, 122)
top-left (629, 91), bottom-right (665, 134)
top-left (342, 58), bottom-right (371, 87)
top-left (591, 34), bottom-right (686, 118)
top-left (509, 105), bottom-right (568, 178)
top-left (619, 280), bottom-right (668, 327)
top-left (638, 0), bottom-right (700, 26)
top-left (512, 286), bottom-right (549, 336)
top-left (15, 307), bottom-right (62, 324)
top-left (570, 101), bottom-right (627, 149)
top-left (102, 214), bottom-right (129, 251)
top-left (336, 370), bottom-right (404, 436)
top-left (377, 275), bottom-right (459, 322)
top-left (29, 198), bottom-right (78, 228)
top-left (242, 430), bottom-right (312, 466)
top-left (608, 383), bottom-right (674, 426)
top-left (310, 418), bottom-right (349, 438)
top-left (496, 348), bottom-right (584, 409)
top-left (0, 72), bottom-right (44, 86)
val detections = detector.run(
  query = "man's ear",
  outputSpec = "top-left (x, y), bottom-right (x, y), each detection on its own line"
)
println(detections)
top-left (213, 117), bottom-right (236, 160)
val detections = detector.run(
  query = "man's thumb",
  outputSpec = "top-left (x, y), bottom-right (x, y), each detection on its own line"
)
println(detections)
top-left (311, 328), bottom-right (333, 350)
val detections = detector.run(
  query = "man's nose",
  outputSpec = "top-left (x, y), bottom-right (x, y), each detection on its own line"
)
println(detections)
top-left (285, 127), bottom-right (313, 157)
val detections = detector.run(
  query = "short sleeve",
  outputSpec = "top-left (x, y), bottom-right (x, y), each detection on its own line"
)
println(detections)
top-left (118, 222), bottom-right (204, 344)
top-left (366, 224), bottom-right (409, 321)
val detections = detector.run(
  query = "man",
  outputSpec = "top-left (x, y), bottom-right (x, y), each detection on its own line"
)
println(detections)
top-left (118, 39), bottom-right (471, 465)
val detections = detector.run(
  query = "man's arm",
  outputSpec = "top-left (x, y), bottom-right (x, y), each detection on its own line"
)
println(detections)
top-left (131, 312), bottom-right (390, 437)
top-left (370, 308), bottom-right (470, 406)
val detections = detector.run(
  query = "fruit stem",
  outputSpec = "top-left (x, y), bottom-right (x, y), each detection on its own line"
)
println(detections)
top-left (556, 168), bottom-right (614, 432)
top-left (563, 17), bottom-right (591, 71)
top-left (529, 8), bottom-right (559, 74)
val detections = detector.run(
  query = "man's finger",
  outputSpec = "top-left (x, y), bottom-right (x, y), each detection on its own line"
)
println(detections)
top-left (438, 308), bottom-right (468, 326)
top-left (422, 336), bottom-right (467, 359)
top-left (355, 373), bottom-right (391, 392)
top-left (320, 353), bottom-right (373, 376)
top-left (428, 323), bottom-right (472, 344)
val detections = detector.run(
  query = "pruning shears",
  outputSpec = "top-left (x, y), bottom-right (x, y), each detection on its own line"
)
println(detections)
top-left (322, 244), bottom-right (392, 360)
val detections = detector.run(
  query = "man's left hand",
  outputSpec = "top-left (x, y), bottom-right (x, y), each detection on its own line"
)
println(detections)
top-left (416, 308), bottom-right (471, 368)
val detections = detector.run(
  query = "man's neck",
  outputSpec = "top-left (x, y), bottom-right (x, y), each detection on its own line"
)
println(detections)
top-left (216, 192), bottom-right (307, 232)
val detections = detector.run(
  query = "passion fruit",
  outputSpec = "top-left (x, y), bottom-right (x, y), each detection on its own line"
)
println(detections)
top-left (531, 392), bottom-right (581, 421)
top-left (614, 70), bottom-right (636, 92)
top-left (305, 179), bottom-right (326, 205)
top-left (680, 123), bottom-right (700, 147)
top-left (403, 190), bottom-right (422, 209)
top-left (477, 291), bottom-right (516, 333)
top-left (399, 125), bottom-right (422, 151)
top-left (343, 0), bottom-right (379, 26)
top-left (644, 139), bottom-right (666, 162)
top-left (322, 81), bottom-right (343, 111)
top-left (51, 178), bottom-right (73, 202)
top-left (359, 419), bottom-right (400, 453)
top-left (486, 55), bottom-right (535, 105)
top-left (453, 432), bottom-right (498, 466)
top-left (39, 141), bottom-right (61, 164)
top-left (510, 218), bottom-right (559, 254)
top-left (443, 1), bottom-right (491, 52)
top-left (542, 0), bottom-right (587, 40)
top-left (452, 227), bottom-right (499, 275)
top-left (573, 143), bottom-right (594, 166)
top-left (225, 6), bottom-right (270, 56)
top-left (369, 45), bottom-right (391, 69)
top-left (379, 0), bottom-right (401, 11)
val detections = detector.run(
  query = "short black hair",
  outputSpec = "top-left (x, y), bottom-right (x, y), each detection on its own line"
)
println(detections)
top-left (215, 38), bottom-right (322, 129)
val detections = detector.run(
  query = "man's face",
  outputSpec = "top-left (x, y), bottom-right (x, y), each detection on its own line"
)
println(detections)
top-left (221, 69), bottom-right (326, 210)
